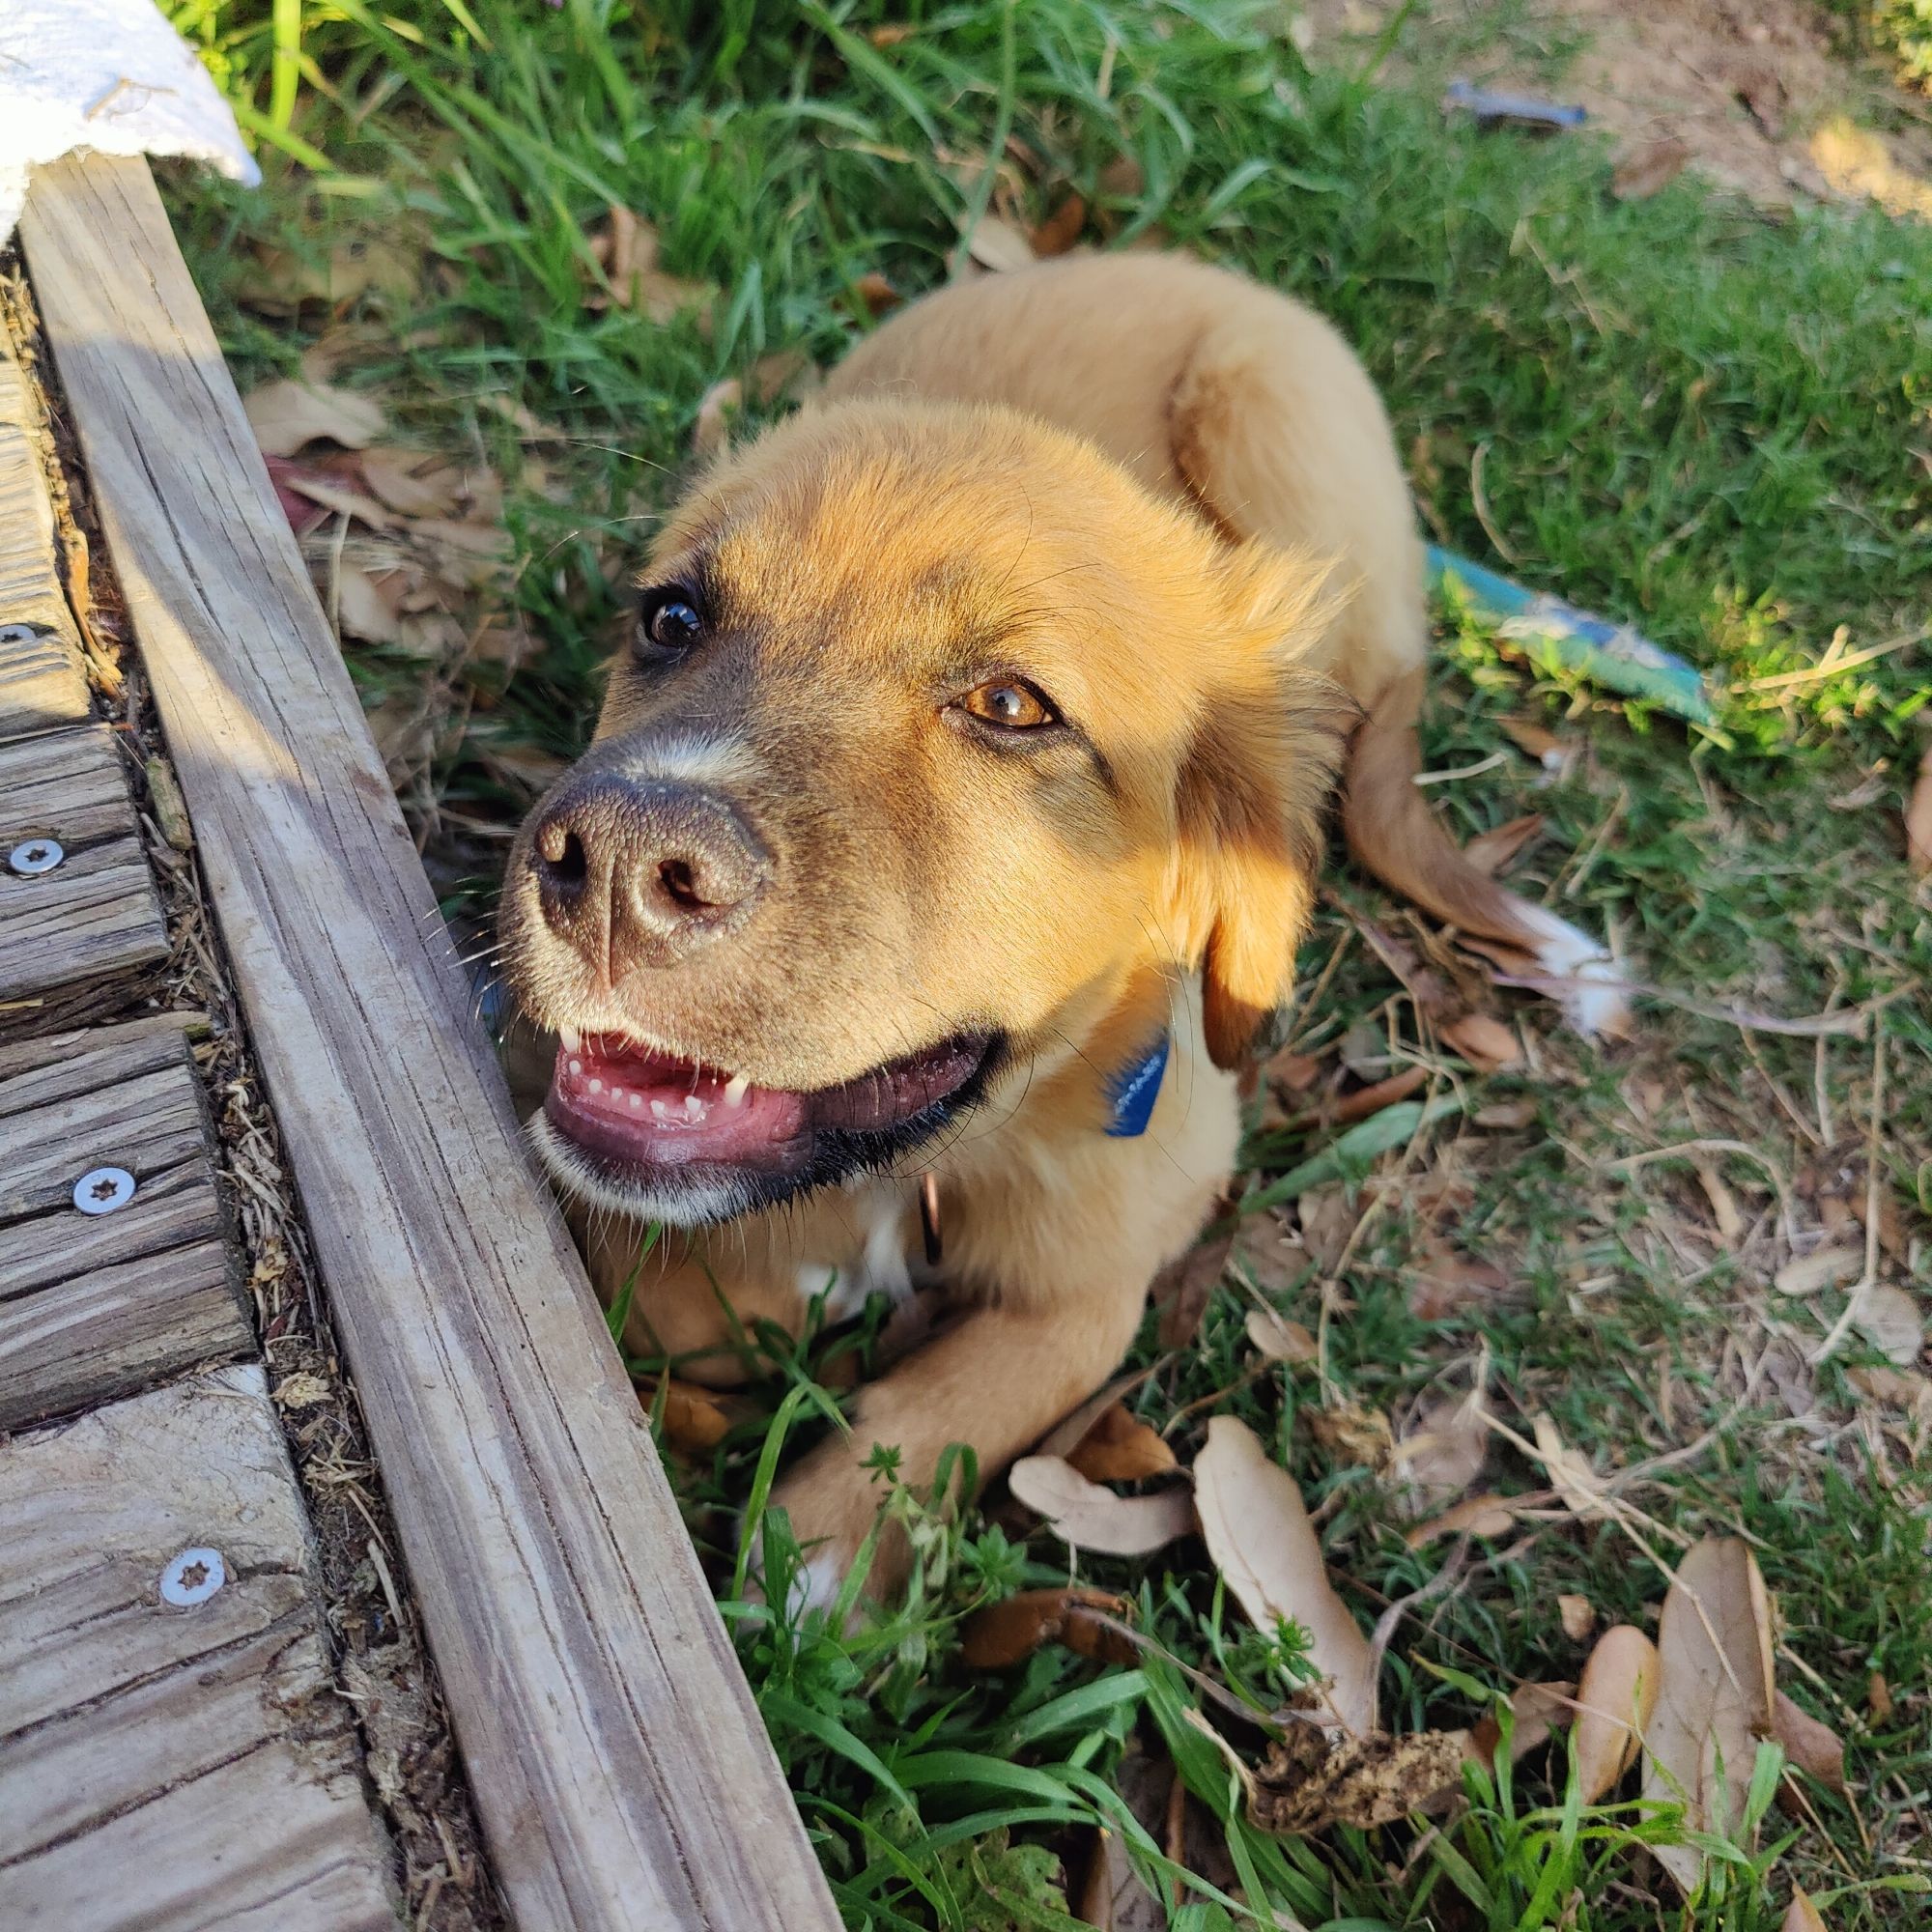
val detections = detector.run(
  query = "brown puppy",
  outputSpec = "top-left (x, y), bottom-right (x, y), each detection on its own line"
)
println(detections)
top-left (499, 255), bottom-right (1618, 1604)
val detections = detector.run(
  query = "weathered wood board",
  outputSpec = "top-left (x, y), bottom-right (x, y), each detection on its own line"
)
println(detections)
top-left (0, 724), bottom-right (167, 1003)
top-left (0, 314), bottom-right (91, 741)
top-left (0, 1017), bottom-right (247, 1427)
top-left (22, 156), bottom-right (841, 1932)
top-left (0, 1362), bottom-right (400, 1928)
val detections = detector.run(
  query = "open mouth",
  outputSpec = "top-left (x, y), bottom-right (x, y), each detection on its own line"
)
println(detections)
top-left (539, 1028), bottom-right (997, 1218)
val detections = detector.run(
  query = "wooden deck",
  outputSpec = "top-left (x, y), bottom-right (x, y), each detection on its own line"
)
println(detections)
top-left (0, 156), bottom-right (839, 1931)
top-left (0, 313), bottom-right (398, 1926)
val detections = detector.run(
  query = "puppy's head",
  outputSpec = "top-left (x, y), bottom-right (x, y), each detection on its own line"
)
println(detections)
top-left (499, 399), bottom-right (1347, 1223)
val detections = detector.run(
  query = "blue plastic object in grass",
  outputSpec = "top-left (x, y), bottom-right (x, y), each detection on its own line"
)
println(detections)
top-left (1442, 80), bottom-right (1587, 131)
top-left (1425, 545), bottom-right (1717, 726)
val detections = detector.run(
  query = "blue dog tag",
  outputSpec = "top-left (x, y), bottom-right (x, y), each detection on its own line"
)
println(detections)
top-left (1104, 1035), bottom-right (1169, 1138)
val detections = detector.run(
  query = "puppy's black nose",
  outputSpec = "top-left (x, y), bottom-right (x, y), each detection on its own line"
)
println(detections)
top-left (527, 772), bottom-right (770, 974)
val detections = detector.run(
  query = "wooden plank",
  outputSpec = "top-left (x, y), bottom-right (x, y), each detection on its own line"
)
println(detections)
top-left (0, 316), bottom-right (91, 742)
top-left (0, 1024), bottom-right (247, 1426)
top-left (0, 724), bottom-right (167, 1002)
top-left (0, 1363), bottom-right (399, 1928)
top-left (21, 156), bottom-right (840, 1932)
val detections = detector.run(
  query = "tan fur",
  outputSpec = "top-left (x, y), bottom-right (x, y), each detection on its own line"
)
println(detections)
top-left (505, 253), bottom-right (1617, 1602)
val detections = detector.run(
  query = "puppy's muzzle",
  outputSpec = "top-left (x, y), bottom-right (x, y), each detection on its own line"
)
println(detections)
top-left (526, 771), bottom-right (770, 973)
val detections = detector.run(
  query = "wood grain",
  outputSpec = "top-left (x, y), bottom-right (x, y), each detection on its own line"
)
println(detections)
top-left (22, 156), bottom-right (838, 1932)
top-left (0, 1023), bottom-right (246, 1427)
top-left (0, 315), bottom-right (90, 742)
top-left (0, 1363), bottom-right (399, 1928)
top-left (0, 724), bottom-right (167, 1002)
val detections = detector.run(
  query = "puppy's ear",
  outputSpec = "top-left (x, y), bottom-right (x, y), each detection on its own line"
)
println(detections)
top-left (1166, 545), bottom-right (1352, 1070)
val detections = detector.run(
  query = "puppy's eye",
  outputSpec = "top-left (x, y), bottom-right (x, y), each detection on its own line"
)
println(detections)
top-left (957, 679), bottom-right (1058, 731)
top-left (637, 586), bottom-right (705, 655)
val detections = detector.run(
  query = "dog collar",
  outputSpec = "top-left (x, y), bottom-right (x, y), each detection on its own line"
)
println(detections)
top-left (1104, 1034), bottom-right (1169, 1138)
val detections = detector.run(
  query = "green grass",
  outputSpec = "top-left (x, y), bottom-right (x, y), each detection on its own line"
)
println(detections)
top-left (158, 2), bottom-right (1932, 1926)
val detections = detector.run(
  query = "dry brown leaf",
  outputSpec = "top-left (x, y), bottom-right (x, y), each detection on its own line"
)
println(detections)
top-left (965, 213), bottom-right (1038, 273)
top-left (1405, 1492), bottom-right (1518, 1548)
top-left (1296, 1185), bottom-right (1357, 1273)
top-left (637, 1377), bottom-right (739, 1454)
top-left (283, 470), bottom-right (399, 530)
top-left (1641, 1537), bottom-right (1776, 1896)
top-left (1409, 1250), bottom-right (1512, 1321)
top-left (1322, 1065), bottom-right (1431, 1124)
top-left (693, 378), bottom-right (741, 462)
top-left (591, 206), bottom-right (716, 321)
top-left (1007, 1455), bottom-right (1195, 1557)
top-left (1781, 1889), bottom-right (1828, 1932)
top-left (1906, 745), bottom-right (1932, 875)
top-left (358, 445), bottom-right (470, 520)
top-left (1500, 717), bottom-right (1568, 762)
top-left (1692, 1159), bottom-right (1747, 1243)
top-left (1246, 1722), bottom-right (1471, 1833)
top-left (1855, 1283), bottom-right (1924, 1367)
top-left (1772, 1690), bottom-right (1847, 1795)
top-left (1610, 136), bottom-right (1690, 201)
top-left (1558, 1594), bottom-right (1597, 1643)
top-left (1869, 1671), bottom-right (1894, 1721)
top-left (1097, 154), bottom-right (1147, 200)
top-left (1441, 1013), bottom-right (1521, 1071)
top-left (1574, 1624), bottom-right (1661, 1803)
top-left (1310, 1402), bottom-right (1395, 1471)
top-left (847, 270), bottom-right (902, 317)
top-left (1037, 1369), bottom-right (1159, 1461)
top-left (1192, 1416), bottom-right (1376, 1733)
top-left (244, 378), bottom-right (386, 458)
top-left (1474, 1096), bottom-right (1539, 1129)
top-left (1469, 1680), bottom-right (1575, 1768)
top-left (236, 235), bottom-right (420, 316)
top-left (1264, 1046), bottom-right (1323, 1093)
top-left (1463, 813), bottom-right (1545, 875)
top-left (1774, 1244), bottom-right (1863, 1297)
top-left (1232, 1213), bottom-right (1306, 1295)
top-left (1077, 1824), bottom-right (1163, 1932)
top-left (1531, 1414), bottom-right (1609, 1521)
top-left (1029, 192), bottom-right (1088, 257)
top-left (333, 564), bottom-right (408, 646)
top-left (1394, 1394), bottom-right (1487, 1518)
top-left (1067, 1405), bottom-right (1179, 1485)
top-left (1151, 1219), bottom-right (1235, 1350)
top-left (1849, 1363), bottom-right (1932, 1411)
top-left (1246, 1307), bottom-right (1317, 1365)
top-left (959, 1586), bottom-right (1138, 1670)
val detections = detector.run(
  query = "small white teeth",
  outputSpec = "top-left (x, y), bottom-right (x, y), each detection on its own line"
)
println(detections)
top-left (567, 1058), bottom-right (582, 1076)
top-left (587, 1078), bottom-right (603, 1094)
top-left (650, 1100), bottom-right (673, 1122)
top-left (684, 1095), bottom-right (708, 1121)
top-left (559, 1025), bottom-right (582, 1053)
top-left (724, 1073), bottom-right (750, 1108)
top-left (628, 1094), bottom-right (642, 1110)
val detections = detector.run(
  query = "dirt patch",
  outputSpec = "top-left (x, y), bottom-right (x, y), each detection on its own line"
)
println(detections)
top-left (1301, 0), bottom-right (1932, 214)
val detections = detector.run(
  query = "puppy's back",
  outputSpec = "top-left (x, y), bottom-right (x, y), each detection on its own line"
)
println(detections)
top-left (823, 252), bottom-right (1425, 704)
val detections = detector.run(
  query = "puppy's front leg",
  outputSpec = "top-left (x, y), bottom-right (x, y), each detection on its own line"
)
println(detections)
top-left (768, 1276), bottom-right (1150, 1610)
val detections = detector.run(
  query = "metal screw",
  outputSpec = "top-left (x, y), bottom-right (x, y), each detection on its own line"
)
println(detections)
top-left (0, 622), bottom-right (40, 645)
top-left (8, 838), bottom-right (63, 876)
top-left (160, 1547), bottom-right (226, 1607)
top-left (72, 1166), bottom-right (136, 1215)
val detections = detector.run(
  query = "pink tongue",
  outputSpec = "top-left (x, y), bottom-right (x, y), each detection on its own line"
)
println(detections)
top-left (547, 1040), bottom-right (807, 1168)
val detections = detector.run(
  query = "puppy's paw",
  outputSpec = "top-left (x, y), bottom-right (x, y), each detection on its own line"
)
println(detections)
top-left (761, 1455), bottom-right (906, 1616)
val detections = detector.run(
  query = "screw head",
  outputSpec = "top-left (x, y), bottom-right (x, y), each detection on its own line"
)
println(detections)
top-left (8, 838), bottom-right (64, 876)
top-left (72, 1166), bottom-right (136, 1214)
top-left (160, 1547), bottom-right (226, 1607)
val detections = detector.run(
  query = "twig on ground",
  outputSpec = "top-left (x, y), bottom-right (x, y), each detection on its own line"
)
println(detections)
top-left (1809, 1029), bottom-right (1888, 1368)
